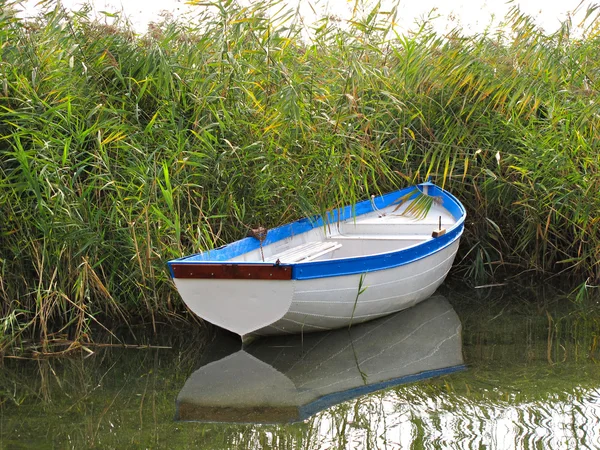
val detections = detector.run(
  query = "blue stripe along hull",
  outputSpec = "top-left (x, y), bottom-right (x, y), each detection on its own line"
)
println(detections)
top-left (293, 221), bottom-right (463, 280)
top-left (296, 364), bottom-right (467, 422)
top-left (167, 183), bottom-right (466, 281)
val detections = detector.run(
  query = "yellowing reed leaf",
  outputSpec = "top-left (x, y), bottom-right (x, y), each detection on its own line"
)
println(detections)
top-left (100, 131), bottom-right (126, 145)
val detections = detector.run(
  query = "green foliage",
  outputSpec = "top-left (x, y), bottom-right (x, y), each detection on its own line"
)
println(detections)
top-left (1, 0), bottom-right (600, 350)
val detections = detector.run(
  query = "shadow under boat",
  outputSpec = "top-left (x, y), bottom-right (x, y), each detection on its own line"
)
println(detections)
top-left (175, 295), bottom-right (465, 424)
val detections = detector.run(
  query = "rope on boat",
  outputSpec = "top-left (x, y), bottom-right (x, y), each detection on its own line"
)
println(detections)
top-left (248, 226), bottom-right (268, 261)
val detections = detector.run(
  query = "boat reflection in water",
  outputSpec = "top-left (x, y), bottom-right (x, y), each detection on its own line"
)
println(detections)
top-left (175, 295), bottom-right (465, 424)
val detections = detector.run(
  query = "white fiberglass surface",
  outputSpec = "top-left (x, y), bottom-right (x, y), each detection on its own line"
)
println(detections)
top-left (329, 200), bottom-right (455, 232)
top-left (230, 201), bottom-right (455, 263)
top-left (312, 238), bottom-right (426, 260)
top-left (231, 233), bottom-right (428, 263)
top-left (230, 228), bottom-right (326, 262)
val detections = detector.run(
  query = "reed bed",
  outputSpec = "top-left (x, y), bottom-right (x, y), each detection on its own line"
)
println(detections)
top-left (1, 0), bottom-right (600, 352)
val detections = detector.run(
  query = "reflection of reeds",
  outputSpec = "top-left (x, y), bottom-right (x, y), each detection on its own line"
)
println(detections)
top-left (2, 0), bottom-right (600, 351)
top-left (445, 279), bottom-right (600, 368)
top-left (1, 286), bottom-right (599, 448)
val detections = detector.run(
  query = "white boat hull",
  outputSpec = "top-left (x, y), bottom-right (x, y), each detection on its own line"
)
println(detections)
top-left (174, 240), bottom-right (459, 338)
top-left (258, 239), bottom-right (459, 335)
top-left (169, 183), bottom-right (466, 338)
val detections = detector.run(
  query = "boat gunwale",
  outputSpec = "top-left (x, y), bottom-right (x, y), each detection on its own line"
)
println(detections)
top-left (167, 183), bottom-right (466, 280)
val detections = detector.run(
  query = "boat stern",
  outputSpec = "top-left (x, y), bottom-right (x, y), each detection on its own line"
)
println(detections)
top-left (171, 272), bottom-right (295, 337)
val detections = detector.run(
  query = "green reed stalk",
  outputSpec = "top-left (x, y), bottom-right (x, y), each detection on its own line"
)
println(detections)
top-left (1, 0), bottom-right (600, 353)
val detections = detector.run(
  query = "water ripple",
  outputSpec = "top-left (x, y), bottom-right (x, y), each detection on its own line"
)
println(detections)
top-left (309, 385), bottom-right (600, 449)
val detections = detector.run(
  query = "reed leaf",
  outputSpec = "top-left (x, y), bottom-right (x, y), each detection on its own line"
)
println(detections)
top-left (2, 0), bottom-right (600, 352)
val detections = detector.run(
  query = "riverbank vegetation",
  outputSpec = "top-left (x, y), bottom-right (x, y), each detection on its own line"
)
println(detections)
top-left (1, 0), bottom-right (599, 353)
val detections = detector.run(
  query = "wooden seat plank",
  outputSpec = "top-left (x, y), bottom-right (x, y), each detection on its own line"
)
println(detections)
top-left (266, 241), bottom-right (341, 263)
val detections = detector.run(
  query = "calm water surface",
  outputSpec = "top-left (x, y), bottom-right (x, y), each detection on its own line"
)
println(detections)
top-left (1, 282), bottom-right (599, 449)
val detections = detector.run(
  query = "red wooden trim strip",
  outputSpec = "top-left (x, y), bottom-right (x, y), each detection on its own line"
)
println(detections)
top-left (171, 263), bottom-right (292, 280)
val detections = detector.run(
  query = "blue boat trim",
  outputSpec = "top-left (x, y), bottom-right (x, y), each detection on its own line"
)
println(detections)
top-left (167, 183), bottom-right (466, 281)
top-left (296, 364), bottom-right (467, 422)
top-left (293, 222), bottom-right (463, 280)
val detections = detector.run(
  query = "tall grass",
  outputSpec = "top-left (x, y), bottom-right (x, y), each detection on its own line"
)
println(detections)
top-left (1, 0), bottom-right (600, 352)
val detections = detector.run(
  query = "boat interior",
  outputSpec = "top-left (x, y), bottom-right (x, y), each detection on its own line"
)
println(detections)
top-left (230, 202), bottom-right (457, 264)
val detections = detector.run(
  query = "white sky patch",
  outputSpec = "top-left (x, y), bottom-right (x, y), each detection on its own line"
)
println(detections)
top-left (14, 0), bottom-right (596, 35)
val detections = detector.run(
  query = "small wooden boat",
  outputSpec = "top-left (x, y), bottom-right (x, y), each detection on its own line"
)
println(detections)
top-left (168, 182), bottom-right (465, 339)
top-left (175, 295), bottom-right (465, 424)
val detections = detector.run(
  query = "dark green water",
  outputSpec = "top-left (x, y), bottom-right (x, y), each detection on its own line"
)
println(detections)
top-left (2, 281), bottom-right (600, 449)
